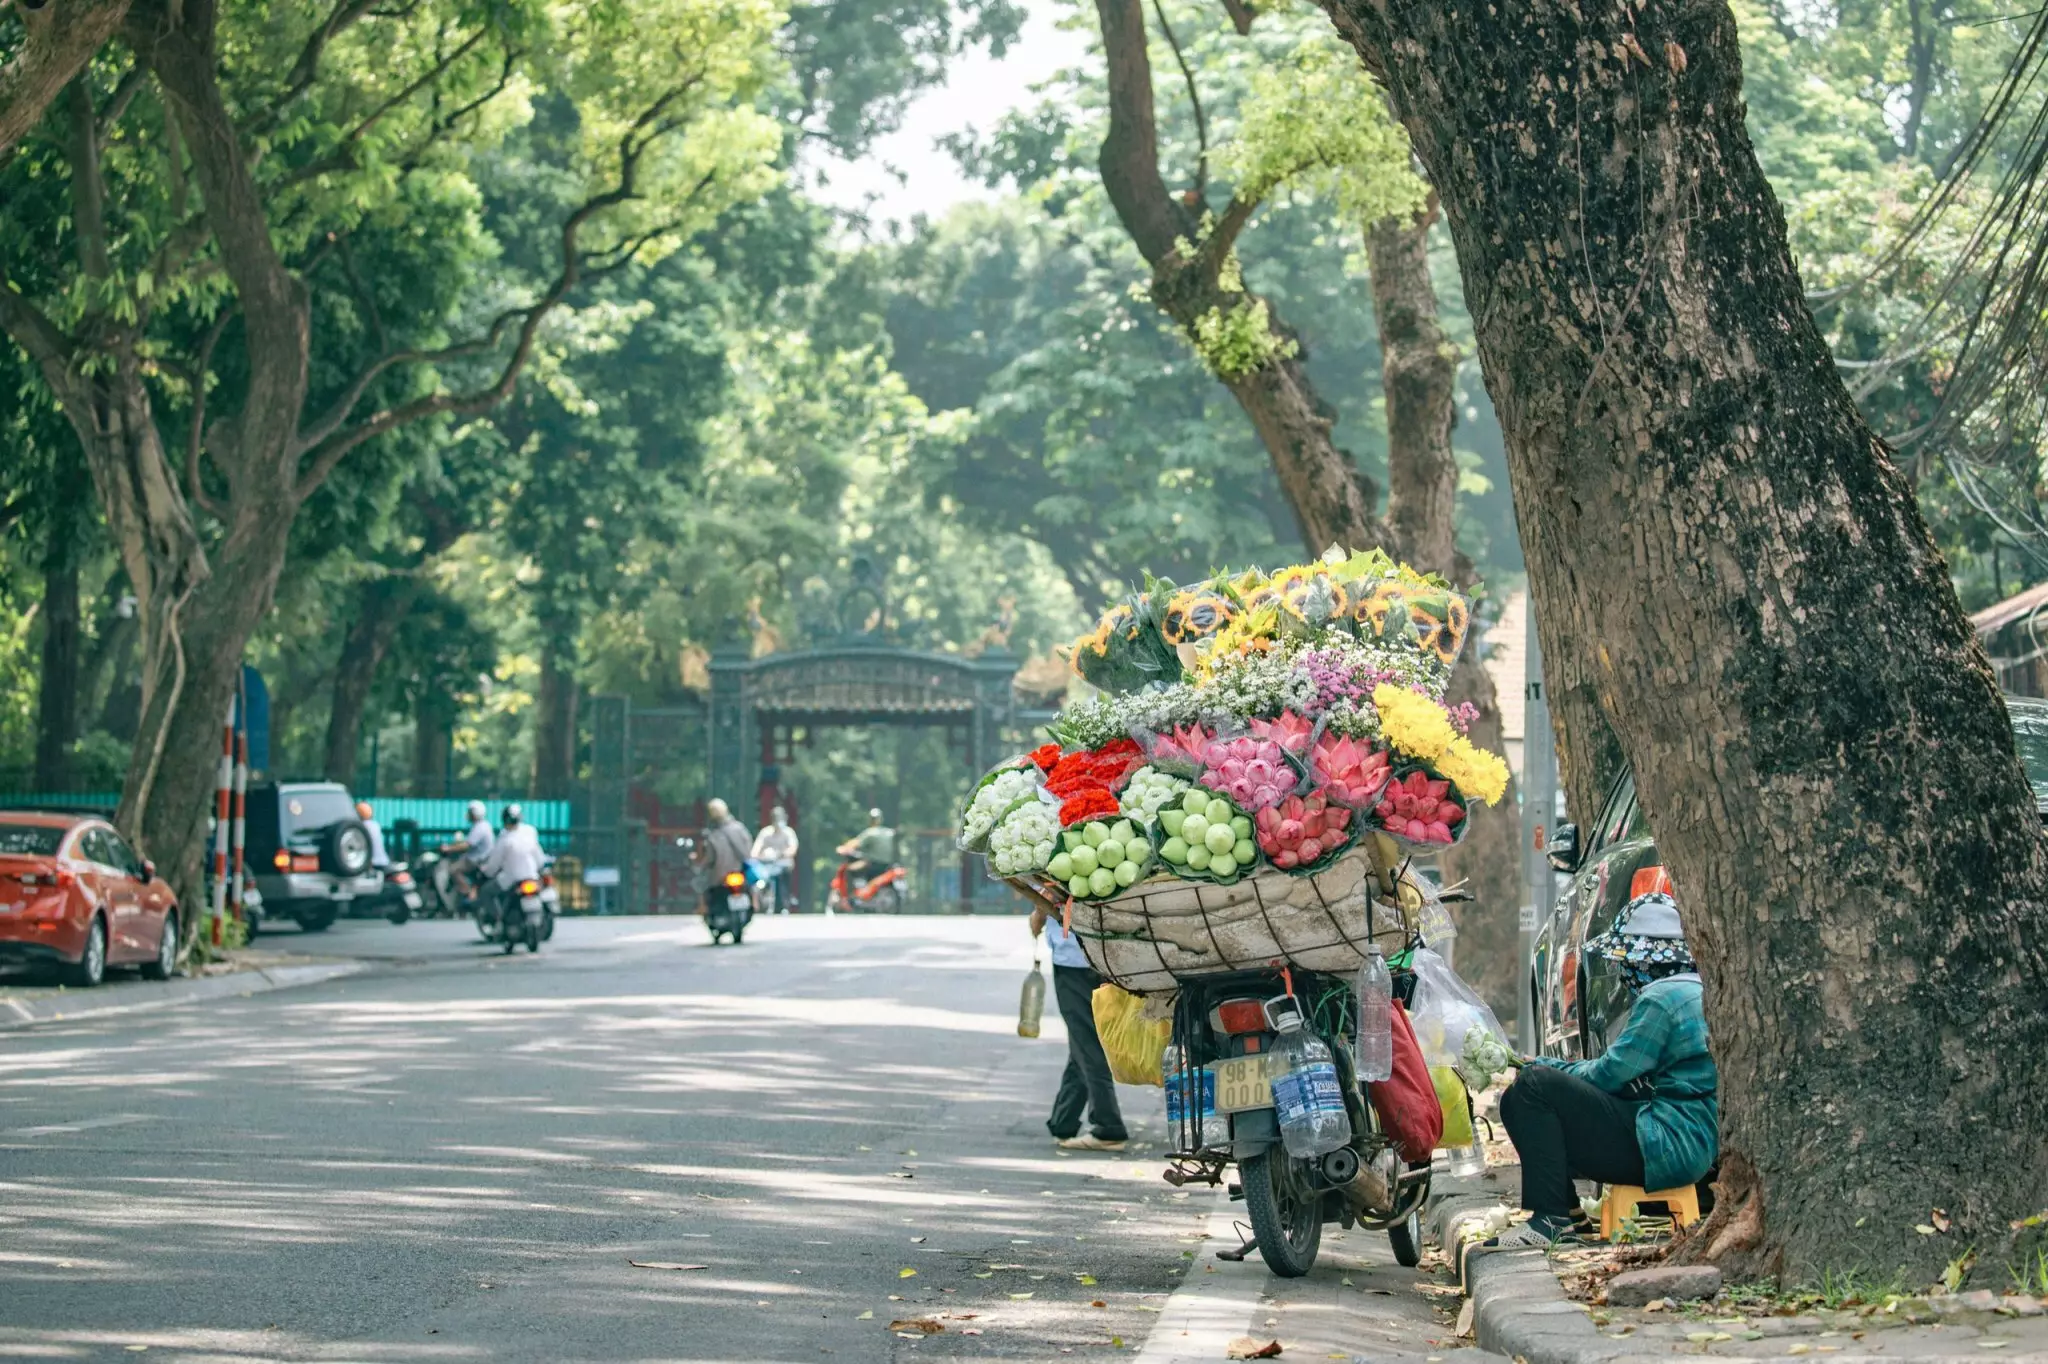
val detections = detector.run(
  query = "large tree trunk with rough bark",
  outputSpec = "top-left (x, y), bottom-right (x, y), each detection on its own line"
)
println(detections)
top-left (32, 451), bottom-right (89, 790)
top-left (0, 0), bottom-right (128, 159)
top-left (323, 577), bottom-right (418, 785)
top-left (1318, 0), bottom-right (2048, 1278)
top-left (1366, 199), bottom-right (1521, 1013)
top-left (1092, 0), bottom-right (1379, 551)
top-left (533, 642), bottom-right (579, 799)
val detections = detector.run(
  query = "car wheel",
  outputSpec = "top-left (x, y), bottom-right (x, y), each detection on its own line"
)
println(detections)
top-left (68, 917), bottom-right (108, 988)
top-left (141, 912), bottom-right (179, 981)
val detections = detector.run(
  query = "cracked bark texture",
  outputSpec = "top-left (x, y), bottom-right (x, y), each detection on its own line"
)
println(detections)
top-left (1318, 0), bottom-right (2048, 1276)
top-left (0, 0), bottom-right (128, 159)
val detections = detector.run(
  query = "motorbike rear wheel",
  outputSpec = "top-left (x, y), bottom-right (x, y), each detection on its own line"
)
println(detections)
top-left (1388, 1206), bottom-right (1422, 1267)
top-left (1241, 1150), bottom-right (1322, 1278)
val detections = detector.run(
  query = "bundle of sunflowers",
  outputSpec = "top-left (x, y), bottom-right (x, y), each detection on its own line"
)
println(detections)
top-left (960, 546), bottom-right (1506, 917)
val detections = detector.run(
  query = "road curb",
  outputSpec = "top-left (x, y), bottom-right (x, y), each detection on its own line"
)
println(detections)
top-left (0, 961), bottom-right (370, 1031)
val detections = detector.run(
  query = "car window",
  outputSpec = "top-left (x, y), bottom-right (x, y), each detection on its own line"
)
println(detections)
top-left (102, 829), bottom-right (142, 876)
top-left (0, 824), bottom-right (65, 856)
top-left (2005, 701), bottom-right (2048, 808)
top-left (283, 788), bottom-right (356, 836)
top-left (1589, 772), bottom-right (1638, 852)
top-left (78, 828), bottom-right (115, 866)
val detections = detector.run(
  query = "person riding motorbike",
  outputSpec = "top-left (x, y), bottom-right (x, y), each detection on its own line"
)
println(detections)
top-left (478, 803), bottom-right (545, 932)
top-left (698, 798), bottom-right (754, 912)
top-left (356, 801), bottom-right (391, 871)
top-left (835, 808), bottom-right (896, 881)
top-left (750, 806), bottom-right (798, 913)
top-left (435, 801), bottom-right (494, 908)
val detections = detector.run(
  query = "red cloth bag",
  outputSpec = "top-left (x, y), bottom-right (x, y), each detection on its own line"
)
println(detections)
top-left (1366, 1001), bottom-right (1444, 1163)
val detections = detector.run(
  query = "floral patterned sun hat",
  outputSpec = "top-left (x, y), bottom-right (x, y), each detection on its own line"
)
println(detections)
top-left (1585, 890), bottom-right (1696, 970)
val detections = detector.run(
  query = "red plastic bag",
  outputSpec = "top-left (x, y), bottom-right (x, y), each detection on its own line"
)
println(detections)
top-left (1366, 1002), bottom-right (1444, 1163)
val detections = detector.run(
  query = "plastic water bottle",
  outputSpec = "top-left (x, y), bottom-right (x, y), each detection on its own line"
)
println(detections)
top-left (1269, 1012), bottom-right (1353, 1158)
top-left (1017, 959), bottom-right (1045, 1038)
top-left (1356, 945), bottom-right (1393, 1082)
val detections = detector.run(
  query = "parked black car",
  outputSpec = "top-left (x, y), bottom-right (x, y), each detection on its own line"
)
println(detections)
top-left (1531, 694), bottom-right (2048, 1061)
top-left (244, 782), bottom-right (381, 934)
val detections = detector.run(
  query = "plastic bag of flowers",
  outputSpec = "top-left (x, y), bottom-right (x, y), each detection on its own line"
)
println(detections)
top-left (987, 789), bottom-right (1061, 878)
top-left (1065, 589), bottom-right (1182, 694)
top-left (1048, 815), bottom-right (1157, 901)
top-left (1370, 766), bottom-right (1472, 848)
top-left (1152, 783), bottom-right (1260, 885)
top-left (957, 758), bottom-right (1043, 852)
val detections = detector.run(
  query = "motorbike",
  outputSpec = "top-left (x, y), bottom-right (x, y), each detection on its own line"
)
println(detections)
top-left (414, 848), bottom-right (479, 919)
top-left (826, 850), bottom-right (907, 913)
top-left (477, 866), bottom-right (559, 950)
top-left (371, 862), bottom-right (426, 924)
top-left (706, 864), bottom-right (760, 944)
top-left (1156, 835), bottom-right (1442, 1278)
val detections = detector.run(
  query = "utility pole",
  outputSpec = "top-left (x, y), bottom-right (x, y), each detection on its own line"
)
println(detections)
top-left (1518, 594), bottom-right (1559, 1054)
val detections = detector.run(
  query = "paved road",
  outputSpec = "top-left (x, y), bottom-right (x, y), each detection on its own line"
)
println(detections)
top-left (0, 917), bottom-right (1470, 1362)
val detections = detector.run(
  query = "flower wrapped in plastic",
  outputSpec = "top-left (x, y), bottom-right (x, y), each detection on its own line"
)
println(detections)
top-left (1308, 730), bottom-right (1393, 810)
top-left (1371, 768), bottom-right (1468, 846)
top-left (1196, 729), bottom-right (1297, 813)
top-left (958, 761), bottom-right (1043, 852)
top-left (989, 794), bottom-right (1060, 876)
top-left (1057, 787), bottom-right (1123, 828)
top-left (1119, 765), bottom-right (1192, 826)
top-left (1045, 738), bottom-right (1143, 798)
top-left (1152, 785), bottom-right (1259, 884)
top-left (1253, 790), bottom-right (1357, 873)
top-left (1047, 817), bottom-right (1155, 899)
top-left (1066, 590), bottom-right (1182, 694)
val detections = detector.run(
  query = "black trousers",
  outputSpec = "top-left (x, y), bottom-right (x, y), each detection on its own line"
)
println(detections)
top-left (1499, 1064), bottom-right (1646, 1218)
top-left (1048, 964), bottom-right (1127, 1141)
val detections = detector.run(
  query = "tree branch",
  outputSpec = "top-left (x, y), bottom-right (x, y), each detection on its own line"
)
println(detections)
top-left (0, 0), bottom-right (130, 161)
top-left (1199, 194), bottom-right (1260, 270)
top-left (272, 27), bottom-right (496, 189)
top-left (182, 309), bottom-right (232, 519)
top-left (97, 60), bottom-right (148, 141)
top-left (1093, 0), bottom-right (1194, 265)
top-left (1149, 0), bottom-right (1208, 203)
top-left (244, 0), bottom-right (385, 140)
top-left (66, 79), bottom-right (112, 281)
top-left (334, 233), bottom-right (388, 352)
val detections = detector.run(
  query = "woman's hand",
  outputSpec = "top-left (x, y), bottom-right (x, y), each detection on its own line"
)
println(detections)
top-left (1028, 905), bottom-right (1048, 937)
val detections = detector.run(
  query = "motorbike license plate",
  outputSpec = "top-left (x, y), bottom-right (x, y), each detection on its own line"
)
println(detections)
top-left (1165, 1067), bottom-right (1215, 1123)
top-left (727, 891), bottom-right (751, 912)
top-left (1214, 1054), bottom-right (1290, 1114)
top-left (520, 895), bottom-right (542, 912)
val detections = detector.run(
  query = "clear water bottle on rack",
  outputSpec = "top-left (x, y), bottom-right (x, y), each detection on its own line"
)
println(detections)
top-left (1269, 1007), bottom-right (1352, 1159)
top-left (1356, 945), bottom-right (1394, 1082)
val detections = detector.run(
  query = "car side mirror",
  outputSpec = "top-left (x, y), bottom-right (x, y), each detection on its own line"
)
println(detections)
top-left (1547, 823), bottom-right (1581, 873)
top-left (139, 859), bottom-right (156, 883)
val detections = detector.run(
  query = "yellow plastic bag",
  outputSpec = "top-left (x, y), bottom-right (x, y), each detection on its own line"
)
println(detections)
top-left (1092, 983), bottom-right (1171, 1087)
top-left (1431, 1065), bottom-right (1475, 1148)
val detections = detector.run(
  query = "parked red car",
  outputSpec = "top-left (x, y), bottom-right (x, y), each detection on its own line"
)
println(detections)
top-left (0, 811), bottom-right (180, 987)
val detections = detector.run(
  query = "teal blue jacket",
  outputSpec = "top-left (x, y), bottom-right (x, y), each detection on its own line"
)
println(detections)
top-left (1529, 974), bottom-right (1718, 1191)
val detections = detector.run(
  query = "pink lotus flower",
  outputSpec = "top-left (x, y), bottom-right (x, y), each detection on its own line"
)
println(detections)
top-left (1371, 770), bottom-right (1467, 843)
top-left (1201, 735), bottom-right (1293, 811)
top-left (1250, 710), bottom-right (1316, 755)
top-left (1311, 733), bottom-right (1391, 809)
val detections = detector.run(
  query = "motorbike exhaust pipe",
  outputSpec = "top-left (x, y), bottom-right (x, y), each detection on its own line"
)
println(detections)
top-left (1321, 1146), bottom-right (1399, 1216)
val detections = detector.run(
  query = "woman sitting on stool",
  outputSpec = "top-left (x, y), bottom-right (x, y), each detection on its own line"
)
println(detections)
top-left (1493, 891), bottom-right (1717, 1247)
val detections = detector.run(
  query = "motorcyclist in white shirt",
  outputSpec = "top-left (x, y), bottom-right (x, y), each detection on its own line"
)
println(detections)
top-left (477, 804), bottom-right (545, 929)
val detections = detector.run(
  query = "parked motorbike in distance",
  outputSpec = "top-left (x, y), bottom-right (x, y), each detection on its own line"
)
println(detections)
top-left (1162, 966), bottom-right (1429, 1277)
top-left (826, 853), bottom-right (907, 913)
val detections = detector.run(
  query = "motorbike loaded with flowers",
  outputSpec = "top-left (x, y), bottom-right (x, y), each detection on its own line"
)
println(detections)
top-left (958, 547), bottom-right (1514, 1277)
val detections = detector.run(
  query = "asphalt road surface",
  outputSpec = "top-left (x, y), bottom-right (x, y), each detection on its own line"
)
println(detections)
top-left (0, 916), bottom-right (1471, 1362)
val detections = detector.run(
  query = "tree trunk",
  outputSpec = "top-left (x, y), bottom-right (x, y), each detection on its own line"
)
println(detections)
top-left (1091, 0), bottom-right (1381, 552)
top-left (533, 643), bottom-right (579, 799)
top-left (1366, 200), bottom-right (1521, 1014)
top-left (1319, 0), bottom-right (2048, 1277)
top-left (323, 577), bottom-right (416, 784)
top-left (32, 452), bottom-right (89, 791)
top-left (413, 697), bottom-right (450, 797)
top-left (0, 0), bottom-right (130, 160)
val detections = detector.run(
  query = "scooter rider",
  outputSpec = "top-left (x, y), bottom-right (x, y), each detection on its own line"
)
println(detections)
top-left (437, 801), bottom-right (494, 908)
top-left (698, 799), bottom-right (753, 902)
top-left (837, 808), bottom-right (896, 885)
top-left (478, 804), bottom-right (545, 928)
top-left (750, 806), bottom-right (798, 913)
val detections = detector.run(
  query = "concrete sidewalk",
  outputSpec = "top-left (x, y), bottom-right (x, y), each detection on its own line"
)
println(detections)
top-left (1430, 1167), bottom-right (2048, 1363)
top-left (0, 958), bottom-right (369, 1030)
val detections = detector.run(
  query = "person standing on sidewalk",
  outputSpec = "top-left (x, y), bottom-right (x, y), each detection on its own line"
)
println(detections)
top-left (1491, 891), bottom-right (1717, 1246)
top-left (1027, 902), bottom-right (1127, 1152)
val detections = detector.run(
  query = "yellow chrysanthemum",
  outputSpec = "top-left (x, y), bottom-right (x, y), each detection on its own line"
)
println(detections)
top-left (1192, 605), bottom-right (1281, 682)
top-left (1436, 736), bottom-right (1509, 806)
top-left (1372, 683), bottom-right (1458, 762)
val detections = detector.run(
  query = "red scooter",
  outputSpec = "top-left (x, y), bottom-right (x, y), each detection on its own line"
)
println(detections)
top-left (827, 841), bottom-right (907, 913)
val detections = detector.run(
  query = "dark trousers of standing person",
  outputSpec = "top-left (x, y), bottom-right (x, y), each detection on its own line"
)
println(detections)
top-left (1499, 1064), bottom-right (1646, 1219)
top-left (1047, 964), bottom-right (1127, 1141)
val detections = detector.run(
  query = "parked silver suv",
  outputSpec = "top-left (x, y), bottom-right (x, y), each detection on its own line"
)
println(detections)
top-left (245, 782), bottom-right (381, 934)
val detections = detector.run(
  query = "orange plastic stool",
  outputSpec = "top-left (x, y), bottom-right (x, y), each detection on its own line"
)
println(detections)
top-left (1599, 1184), bottom-right (1701, 1241)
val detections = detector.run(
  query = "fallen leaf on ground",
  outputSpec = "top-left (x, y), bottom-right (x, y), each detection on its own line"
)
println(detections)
top-left (890, 1171), bottom-right (915, 1179)
top-left (628, 1262), bottom-right (706, 1271)
top-left (1932, 1209), bottom-right (1953, 1233)
top-left (911, 1236), bottom-right (926, 1243)
top-left (888, 1318), bottom-right (944, 1335)
top-left (1009, 1292), bottom-right (1034, 1300)
top-left (1225, 1339), bottom-right (1283, 1360)
top-left (974, 1272), bottom-right (994, 1279)
top-left (1078, 1274), bottom-right (1097, 1285)
top-left (1455, 1299), bottom-right (1476, 1337)
top-left (1092, 1300), bottom-right (1106, 1308)
top-left (899, 1268), bottom-right (918, 1278)
top-left (961, 1328), bottom-right (983, 1336)
top-left (856, 1311), bottom-right (873, 1320)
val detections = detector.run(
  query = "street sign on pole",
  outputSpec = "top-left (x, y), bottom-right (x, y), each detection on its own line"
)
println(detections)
top-left (1518, 594), bottom-right (1560, 1055)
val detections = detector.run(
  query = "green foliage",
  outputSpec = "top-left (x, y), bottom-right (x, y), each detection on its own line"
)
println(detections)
top-left (1189, 295), bottom-right (1294, 379)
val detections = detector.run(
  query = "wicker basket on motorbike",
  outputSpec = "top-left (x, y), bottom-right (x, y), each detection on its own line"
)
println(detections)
top-left (1021, 841), bottom-right (1409, 994)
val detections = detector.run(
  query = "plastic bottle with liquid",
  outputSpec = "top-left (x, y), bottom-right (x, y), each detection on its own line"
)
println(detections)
top-left (1018, 959), bottom-right (1045, 1038)
top-left (1269, 1011), bottom-right (1353, 1158)
top-left (1355, 945), bottom-right (1394, 1083)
